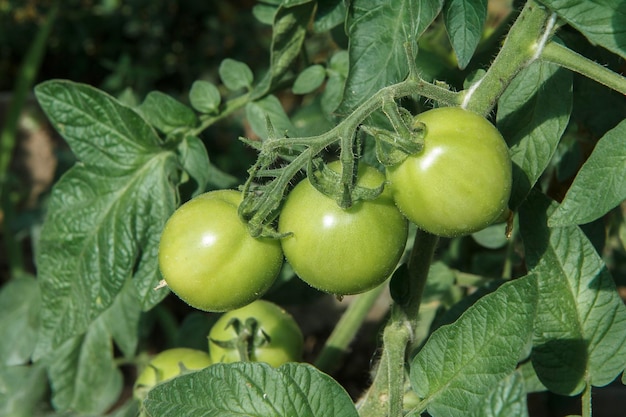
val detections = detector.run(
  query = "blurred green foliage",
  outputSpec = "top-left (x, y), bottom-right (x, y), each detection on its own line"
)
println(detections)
top-left (1, 0), bottom-right (269, 97)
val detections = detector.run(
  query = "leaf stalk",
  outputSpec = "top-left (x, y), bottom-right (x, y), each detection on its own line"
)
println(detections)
top-left (541, 41), bottom-right (626, 95)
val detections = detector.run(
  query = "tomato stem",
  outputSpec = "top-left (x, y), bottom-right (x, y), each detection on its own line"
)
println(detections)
top-left (357, 230), bottom-right (439, 417)
top-left (241, 77), bottom-right (460, 235)
top-left (460, 0), bottom-right (554, 116)
top-left (313, 284), bottom-right (386, 374)
top-left (541, 41), bottom-right (626, 95)
top-left (582, 381), bottom-right (592, 417)
top-left (403, 230), bottom-right (439, 326)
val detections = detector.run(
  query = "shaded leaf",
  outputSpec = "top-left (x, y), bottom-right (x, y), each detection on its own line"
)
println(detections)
top-left (253, 2), bottom-right (316, 98)
top-left (0, 277), bottom-right (40, 365)
top-left (549, 119), bottom-right (626, 226)
top-left (337, 0), bottom-right (443, 114)
top-left (246, 95), bottom-right (299, 139)
top-left (520, 190), bottom-right (626, 395)
top-left (313, 0), bottom-right (347, 32)
top-left (0, 364), bottom-right (47, 417)
top-left (101, 281), bottom-right (141, 359)
top-left (144, 362), bottom-right (359, 417)
top-left (410, 275), bottom-right (537, 417)
top-left (293, 65), bottom-right (327, 94)
top-left (518, 361), bottom-right (548, 393)
top-left (497, 60), bottom-right (572, 209)
top-left (321, 50), bottom-right (349, 116)
top-left (46, 318), bottom-right (122, 415)
top-left (443, 0), bottom-right (488, 69)
top-left (538, 0), bottom-right (626, 59)
top-left (178, 135), bottom-right (211, 196)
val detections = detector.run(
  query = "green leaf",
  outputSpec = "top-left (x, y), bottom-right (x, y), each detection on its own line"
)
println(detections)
top-left (106, 399), bottom-right (141, 417)
top-left (33, 81), bottom-right (179, 359)
top-left (337, 0), bottom-right (443, 114)
top-left (292, 64), bottom-right (327, 94)
top-left (471, 221), bottom-right (509, 249)
top-left (496, 60), bottom-right (572, 209)
top-left (518, 360), bottom-right (548, 393)
top-left (178, 135), bottom-right (211, 196)
top-left (246, 95), bottom-right (299, 139)
top-left (253, 2), bottom-right (316, 98)
top-left (468, 371), bottom-right (529, 417)
top-left (139, 91), bottom-right (198, 134)
top-left (409, 275), bottom-right (537, 417)
top-left (101, 281), bottom-right (141, 359)
top-left (548, 119), bottom-right (626, 226)
top-left (0, 364), bottom-right (47, 417)
top-left (46, 317), bottom-right (123, 415)
top-left (412, 261), bottom-right (458, 345)
top-left (219, 58), bottom-right (254, 91)
top-left (519, 190), bottom-right (626, 395)
top-left (34, 80), bottom-right (164, 172)
top-left (253, 4), bottom-right (278, 25)
top-left (143, 362), bottom-right (359, 417)
top-left (313, 0), bottom-right (347, 32)
top-left (0, 277), bottom-right (39, 365)
top-left (443, 0), bottom-right (488, 69)
top-left (538, 0), bottom-right (626, 59)
top-left (189, 80), bottom-right (221, 114)
top-left (321, 50), bottom-right (349, 116)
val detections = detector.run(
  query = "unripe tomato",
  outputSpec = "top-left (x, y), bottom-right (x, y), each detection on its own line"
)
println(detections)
top-left (386, 107), bottom-right (511, 237)
top-left (158, 190), bottom-right (283, 312)
top-left (133, 348), bottom-right (212, 400)
top-left (208, 300), bottom-right (303, 367)
top-left (278, 162), bottom-right (408, 295)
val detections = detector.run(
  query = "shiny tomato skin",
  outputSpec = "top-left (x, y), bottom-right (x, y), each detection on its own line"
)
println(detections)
top-left (278, 162), bottom-right (408, 295)
top-left (158, 190), bottom-right (283, 312)
top-left (386, 107), bottom-right (511, 238)
top-left (208, 300), bottom-right (303, 367)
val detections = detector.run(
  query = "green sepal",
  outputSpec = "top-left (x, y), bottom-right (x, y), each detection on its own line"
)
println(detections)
top-left (238, 177), bottom-right (288, 239)
top-left (209, 317), bottom-right (271, 362)
top-left (307, 158), bottom-right (384, 209)
top-left (365, 124), bottom-right (424, 166)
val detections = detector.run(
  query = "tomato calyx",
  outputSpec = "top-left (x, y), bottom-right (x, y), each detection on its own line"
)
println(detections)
top-left (145, 360), bottom-right (192, 384)
top-left (307, 158), bottom-right (385, 209)
top-left (364, 103), bottom-right (425, 166)
top-left (209, 317), bottom-right (271, 362)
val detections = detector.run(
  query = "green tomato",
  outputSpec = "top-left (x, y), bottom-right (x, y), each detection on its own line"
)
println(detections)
top-left (158, 190), bottom-right (283, 312)
top-left (208, 300), bottom-right (303, 367)
top-left (386, 107), bottom-right (512, 237)
top-left (133, 348), bottom-right (212, 400)
top-left (278, 162), bottom-right (408, 295)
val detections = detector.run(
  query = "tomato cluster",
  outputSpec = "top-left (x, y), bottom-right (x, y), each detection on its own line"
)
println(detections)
top-left (134, 300), bottom-right (302, 400)
top-left (157, 107), bottom-right (510, 311)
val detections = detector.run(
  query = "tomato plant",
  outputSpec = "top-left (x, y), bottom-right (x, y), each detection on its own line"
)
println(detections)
top-left (208, 300), bottom-right (303, 367)
top-left (278, 161), bottom-right (408, 295)
top-left (4, 1), bottom-right (626, 417)
top-left (133, 348), bottom-right (212, 400)
top-left (158, 190), bottom-right (283, 312)
top-left (386, 107), bottom-right (512, 237)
